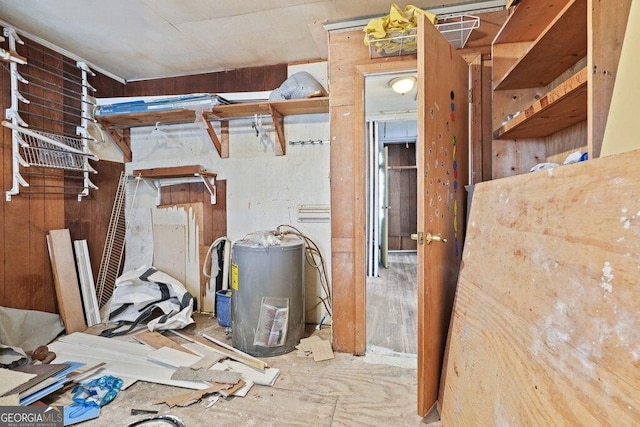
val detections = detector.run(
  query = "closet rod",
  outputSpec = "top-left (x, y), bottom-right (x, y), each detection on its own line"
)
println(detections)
top-left (17, 110), bottom-right (92, 129)
top-left (21, 79), bottom-right (94, 106)
top-left (17, 70), bottom-right (85, 97)
top-left (22, 172), bottom-right (88, 180)
top-left (20, 44), bottom-right (78, 68)
top-left (26, 92), bottom-right (84, 114)
top-left (26, 124), bottom-right (95, 142)
top-left (24, 58), bottom-right (85, 88)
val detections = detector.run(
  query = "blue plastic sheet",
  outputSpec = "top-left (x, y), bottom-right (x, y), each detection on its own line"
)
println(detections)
top-left (64, 375), bottom-right (123, 426)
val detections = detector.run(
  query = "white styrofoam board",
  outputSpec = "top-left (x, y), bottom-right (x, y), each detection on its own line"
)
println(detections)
top-left (147, 347), bottom-right (203, 369)
top-left (48, 341), bottom-right (208, 390)
top-left (59, 332), bottom-right (154, 359)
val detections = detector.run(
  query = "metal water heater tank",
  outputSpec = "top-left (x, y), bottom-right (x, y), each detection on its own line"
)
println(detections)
top-left (231, 233), bottom-right (305, 357)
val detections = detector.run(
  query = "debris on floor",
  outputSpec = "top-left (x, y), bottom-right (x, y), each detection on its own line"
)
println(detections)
top-left (296, 335), bottom-right (335, 361)
top-left (1, 304), bottom-right (335, 423)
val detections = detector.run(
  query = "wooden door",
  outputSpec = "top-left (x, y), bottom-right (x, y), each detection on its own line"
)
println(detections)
top-left (416, 15), bottom-right (470, 416)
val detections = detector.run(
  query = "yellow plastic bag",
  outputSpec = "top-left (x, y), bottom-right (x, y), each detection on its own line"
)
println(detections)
top-left (364, 3), bottom-right (437, 49)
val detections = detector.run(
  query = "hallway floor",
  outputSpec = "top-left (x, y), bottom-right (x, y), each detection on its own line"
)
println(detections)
top-left (366, 252), bottom-right (418, 355)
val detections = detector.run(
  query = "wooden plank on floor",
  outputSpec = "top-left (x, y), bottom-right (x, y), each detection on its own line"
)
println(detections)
top-left (47, 229), bottom-right (87, 334)
top-left (440, 149), bottom-right (640, 424)
top-left (134, 330), bottom-right (197, 355)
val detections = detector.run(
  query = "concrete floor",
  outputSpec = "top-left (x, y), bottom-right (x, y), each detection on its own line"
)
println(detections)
top-left (44, 313), bottom-right (426, 426)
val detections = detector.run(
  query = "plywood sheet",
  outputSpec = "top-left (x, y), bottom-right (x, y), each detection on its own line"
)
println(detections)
top-left (153, 224), bottom-right (186, 284)
top-left (601, 0), bottom-right (639, 157)
top-left (47, 229), bottom-right (87, 334)
top-left (440, 149), bottom-right (640, 424)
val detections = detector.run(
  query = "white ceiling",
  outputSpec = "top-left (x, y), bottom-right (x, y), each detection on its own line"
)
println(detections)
top-left (0, 0), bottom-right (503, 82)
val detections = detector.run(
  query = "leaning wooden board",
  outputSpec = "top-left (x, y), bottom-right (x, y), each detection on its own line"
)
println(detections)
top-left (440, 149), bottom-right (640, 424)
top-left (47, 229), bottom-right (87, 334)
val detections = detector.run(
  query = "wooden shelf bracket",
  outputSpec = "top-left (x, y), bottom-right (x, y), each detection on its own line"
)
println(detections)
top-left (269, 105), bottom-right (286, 156)
top-left (201, 114), bottom-right (229, 158)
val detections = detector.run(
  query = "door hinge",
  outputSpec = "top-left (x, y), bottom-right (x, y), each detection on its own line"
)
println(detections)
top-left (468, 89), bottom-right (473, 104)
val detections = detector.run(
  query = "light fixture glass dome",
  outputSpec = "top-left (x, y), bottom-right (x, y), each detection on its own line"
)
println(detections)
top-left (389, 76), bottom-right (416, 94)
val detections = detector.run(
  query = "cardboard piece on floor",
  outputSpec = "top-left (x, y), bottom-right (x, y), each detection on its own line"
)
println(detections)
top-left (311, 340), bottom-right (335, 362)
top-left (298, 336), bottom-right (323, 353)
top-left (156, 383), bottom-right (231, 408)
top-left (212, 360), bottom-right (280, 386)
top-left (218, 379), bottom-right (250, 398)
top-left (47, 229), bottom-right (88, 334)
top-left (134, 330), bottom-right (197, 355)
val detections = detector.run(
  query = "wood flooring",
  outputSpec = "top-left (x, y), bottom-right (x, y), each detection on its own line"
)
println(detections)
top-left (366, 252), bottom-right (417, 355)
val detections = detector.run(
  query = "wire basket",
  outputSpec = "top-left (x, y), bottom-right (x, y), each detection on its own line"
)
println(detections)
top-left (366, 28), bottom-right (418, 58)
top-left (434, 15), bottom-right (480, 49)
top-left (365, 14), bottom-right (480, 58)
top-left (15, 128), bottom-right (91, 171)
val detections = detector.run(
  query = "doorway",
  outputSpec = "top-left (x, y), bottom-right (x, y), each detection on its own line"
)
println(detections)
top-left (364, 72), bottom-right (418, 356)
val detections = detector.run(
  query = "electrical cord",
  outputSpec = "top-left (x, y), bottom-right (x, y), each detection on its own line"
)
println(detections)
top-left (275, 224), bottom-right (332, 318)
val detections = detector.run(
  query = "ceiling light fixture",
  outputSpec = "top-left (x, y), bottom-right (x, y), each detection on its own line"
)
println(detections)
top-left (389, 76), bottom-right (416, 95)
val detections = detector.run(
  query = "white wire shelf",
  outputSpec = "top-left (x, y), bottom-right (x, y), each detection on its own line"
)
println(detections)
top-left (435, 15), bottom-right (480, 49)
top-left (365, 14), bottom-right (480, 58)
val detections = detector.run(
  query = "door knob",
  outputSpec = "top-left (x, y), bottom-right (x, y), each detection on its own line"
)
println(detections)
top-left (425, 232), bottom-right (447, 245)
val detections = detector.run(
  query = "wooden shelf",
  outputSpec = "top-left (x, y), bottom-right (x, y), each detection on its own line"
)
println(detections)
top-left (204, 96), bottom-right (329, 119)
top-left (494, 0), bottom-right (587, 90)
top-left (97, 109), bottom-right (196, 128)
top-left (132, 164), bottom-right (216, 179)
top-left (494, 0), bottom-right (572, 44)
top-left (132, 165), bottom-right (217, 205)
top-left (96, 97), bottom-right (329, 160)
top-left (494, 67), bottom-right (587, 140)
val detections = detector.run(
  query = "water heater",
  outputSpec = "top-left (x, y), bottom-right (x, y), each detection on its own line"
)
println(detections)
top-left (231, 233), bottom-right (305, 357)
